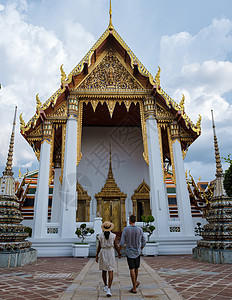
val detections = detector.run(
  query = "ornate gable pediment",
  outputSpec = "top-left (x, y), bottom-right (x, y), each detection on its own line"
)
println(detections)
top-left (78, 50), bottom-right (144, 91)
top-left (47, 103), bottom-right (67, 118)
top-left (132, 180), bottom-right (150, 200)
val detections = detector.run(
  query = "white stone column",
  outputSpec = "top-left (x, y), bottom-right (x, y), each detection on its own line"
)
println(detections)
top-left (60, 96), bottom-right (78, 238)
top-left (33, 121), bottom-right (52, 238)
top-left (170, 122), bottom-right (194, 236)
top-left (51, 168), bottom-right (61, 223)
top-left (144, 97), bottom-right (169, 237)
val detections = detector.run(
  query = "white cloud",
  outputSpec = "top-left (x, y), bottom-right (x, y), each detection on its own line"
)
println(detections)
top-left (0, 0), bottom-right (95, 174)
top-left (159, 18), bottom-right (232, 180)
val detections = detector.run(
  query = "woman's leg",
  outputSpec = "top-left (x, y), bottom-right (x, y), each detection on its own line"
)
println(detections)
top-left (108, 271), bottom-right (113, 288)
top-left (102, 270), bottom-right (107, 286)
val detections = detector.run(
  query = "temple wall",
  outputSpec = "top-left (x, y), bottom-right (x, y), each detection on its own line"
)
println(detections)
top-left (77, 126), bottom-right (149, 221)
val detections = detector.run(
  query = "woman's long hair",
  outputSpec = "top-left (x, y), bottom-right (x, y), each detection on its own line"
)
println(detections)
top-left (104, 231), bottom-right (110, 240)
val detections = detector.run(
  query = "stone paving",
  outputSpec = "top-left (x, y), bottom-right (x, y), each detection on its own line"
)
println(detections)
top-left (59, 257), bottom-right (182, 299)
top-left (144, 255), bottom-right (232, 300)
top-left (0, 257), bottom-right (88, 299)
top-left (0, 255), bottom-right (232, 299)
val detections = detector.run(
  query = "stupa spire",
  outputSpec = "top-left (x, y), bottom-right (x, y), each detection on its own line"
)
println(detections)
top-left (3, 106), bottom-right (17, 177)
top-left (211, 109), bottom-right (225, 197)
top-left (211, 110), bottom-right (223, 176)
top-left (108, 0), bottom-right (114, 31)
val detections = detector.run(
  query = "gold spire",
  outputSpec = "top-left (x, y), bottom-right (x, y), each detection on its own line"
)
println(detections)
top-left (3, 106), bottom-right (17, 176)
top-left (108, 143), bottom-right (113, 180)
top-left (211, 110), bottom-right (223, 176)
top-left (108, 0), bottom-right (114, 31)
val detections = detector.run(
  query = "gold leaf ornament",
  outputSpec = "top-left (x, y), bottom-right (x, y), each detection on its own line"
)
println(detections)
top-left (19, 113), bottom-right (25, 128)
top-left (196, 114), bottom-right (201, 129)
top-left (155, 66), bottom-right (161, 89)
top-left (60, 64), bottom-right (67, 83)
top-left (36, 94), bottom-right (42, 110)
top-left (179, 94), bottom-right (185, 110)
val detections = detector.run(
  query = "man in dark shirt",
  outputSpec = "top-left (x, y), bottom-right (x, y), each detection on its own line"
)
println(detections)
top-left (119, 215), bottom-right (146, 294)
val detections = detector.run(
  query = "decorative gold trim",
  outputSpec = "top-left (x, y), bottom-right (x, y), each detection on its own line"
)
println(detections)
top-left (48, 127), bottom-right (55, 186)
top-left (106, 100), bottom-right (116, 118)
top-left (131, 180), bottom-right (151, 220)
top-left (139, 101), bottom-right (149, 165)
top-left (108, 0), bottom-right (114, 31)
top-left (77, 101), bottom-right (83, 166)
top-left (76, 181), bottom-right (91, 222)
top-left (59, 123), bottom-right (66, 185)
top-left (21, 26), bottom-right (201, 139)
top-left (167, 126), bottom-right (176, 185)
top-left (154, 66), bottom-right (161, 88)
top-left (179, 94), bottom-right (185, 111)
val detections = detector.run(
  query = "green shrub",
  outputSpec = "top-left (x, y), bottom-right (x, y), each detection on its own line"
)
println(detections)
top-left (75, 223), bottom-right (95, 243)
top-left (223, 154), bottom-right (232, 197)
top-left (141, 215), bottom-right (155, 242)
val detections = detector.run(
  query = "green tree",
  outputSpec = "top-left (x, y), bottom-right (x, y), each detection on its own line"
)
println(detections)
top-left (223, 154), bottom-right (232, 197)
top-left (75, 223), bottom-right (95, 243)
top-left (141, 215), bottom-right (155, 242)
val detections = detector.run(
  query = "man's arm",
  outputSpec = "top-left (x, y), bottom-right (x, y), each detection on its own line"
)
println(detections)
top-left (118, 228), bottom-right (126, 252)
top-left (114, 240), bottom-right (121, 258)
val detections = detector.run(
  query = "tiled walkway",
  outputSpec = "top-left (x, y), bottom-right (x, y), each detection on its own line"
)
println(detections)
top-left (0, 255), bottom-right (231, 299)
top-left (59, 257), bottom-right (182, 299)
top-left (144, 255), bottom-right (232, 300)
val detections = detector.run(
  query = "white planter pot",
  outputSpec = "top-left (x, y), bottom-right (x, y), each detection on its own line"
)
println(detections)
top-left (72, 244), bottom-right (90, 258)
top-left (142, 242), bottom-right (159, 256)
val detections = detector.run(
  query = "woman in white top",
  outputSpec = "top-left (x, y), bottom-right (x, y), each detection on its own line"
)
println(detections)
top-left (96, 221), bottom-right (121, 297)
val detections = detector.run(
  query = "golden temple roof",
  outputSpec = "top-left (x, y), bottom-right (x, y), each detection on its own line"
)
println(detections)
top-left (20, 3), bottom-right (201, 136)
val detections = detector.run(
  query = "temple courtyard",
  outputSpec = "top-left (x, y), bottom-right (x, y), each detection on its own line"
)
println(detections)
top-left (0, 255), bottom-right (231, 300)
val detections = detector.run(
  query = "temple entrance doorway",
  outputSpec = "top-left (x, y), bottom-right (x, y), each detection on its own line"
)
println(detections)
top-left (132, 180), bottom-right (151, 221)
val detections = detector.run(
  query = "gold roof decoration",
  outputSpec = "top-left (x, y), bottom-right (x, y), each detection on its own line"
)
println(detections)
top-left (95, 145), bottom-right (126, 198)
top-left (108, 0), bottom-right (114, 31)
top-left (36, 94), bottom-right (42, 111)
top-left (179, 94), bottom-right (185, 111)
top-left (154, 66), bottom-right (161, 89)
top-left (20, 3), bottom-right (201, 137)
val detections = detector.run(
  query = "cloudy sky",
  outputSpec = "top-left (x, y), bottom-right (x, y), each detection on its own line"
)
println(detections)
top-left (0, 0), bottom-right (231, 181)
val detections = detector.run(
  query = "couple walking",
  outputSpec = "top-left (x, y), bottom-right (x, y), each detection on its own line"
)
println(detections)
top-left (96, 215), bottom-right (146, 297)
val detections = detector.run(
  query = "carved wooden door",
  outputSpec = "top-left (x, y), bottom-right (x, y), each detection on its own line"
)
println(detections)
top-left (102, 199), bottom-right (121, 232)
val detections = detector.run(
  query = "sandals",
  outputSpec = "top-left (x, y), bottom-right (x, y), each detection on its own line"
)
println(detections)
top-left (129, 289), bottom-right (137, 294)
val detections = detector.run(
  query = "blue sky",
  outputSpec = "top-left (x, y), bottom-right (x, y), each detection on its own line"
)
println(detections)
top-left (0, 0), bottom-right (232, 181)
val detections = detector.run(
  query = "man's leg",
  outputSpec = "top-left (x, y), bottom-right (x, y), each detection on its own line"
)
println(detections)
top-left (130, 269), bottom-right (137, 292)
top-left (135, 268), bottom-right (140, 286)
top-left (102, 270), bottom-right (107, 286)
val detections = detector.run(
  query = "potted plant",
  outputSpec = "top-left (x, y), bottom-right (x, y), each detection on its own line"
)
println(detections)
top-left (141, 215), bottom-right (159, 256)
top-left (72, 223), bottom-right (95, 257)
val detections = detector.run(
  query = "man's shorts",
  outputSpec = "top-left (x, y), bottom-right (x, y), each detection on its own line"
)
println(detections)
top-left (126, 255), bottom-right (140, 270)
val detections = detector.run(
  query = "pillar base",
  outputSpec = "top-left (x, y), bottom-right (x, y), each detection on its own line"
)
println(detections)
top-left (0, 248), bottom-right (37, 268)
top-left (193, 247), bottom-right (232, 264)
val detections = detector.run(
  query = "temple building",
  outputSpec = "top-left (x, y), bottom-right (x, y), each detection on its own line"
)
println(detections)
top-left (19, 3), bottom-right (202, 256)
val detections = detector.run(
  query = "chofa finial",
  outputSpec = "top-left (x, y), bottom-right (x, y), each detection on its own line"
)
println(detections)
top-left (108, 0), bottom-right (114, 31)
